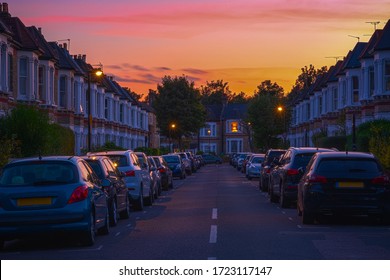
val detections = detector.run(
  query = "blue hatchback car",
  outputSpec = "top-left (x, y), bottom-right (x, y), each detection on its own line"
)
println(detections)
top-left (0, 156), bottom-right (110, 249)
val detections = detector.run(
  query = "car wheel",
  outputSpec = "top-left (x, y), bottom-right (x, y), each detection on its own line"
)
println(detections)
top-left (133, 188), bottom-right (144, 211)
top-left (81, 211), bottom-right (96, 246)
top-left (145, 188), bottom-right (154, 206)
top-left (279, 188), bottom-right (289, 208)
top-left (99, 208), bottom-right (110, 235)
top-left (109, 199), bottom-right (118, 226)
top-left (302, 208), bottom-right (315, 225)
top-left (120, 198), bottom-right (130, 219)
top-left (269, 187), bottom-right (278, 203)
top-left (169, 179), bottom-right (174, 189)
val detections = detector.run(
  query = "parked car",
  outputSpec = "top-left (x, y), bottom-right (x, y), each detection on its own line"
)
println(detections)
top-left (152, 156), bottom-right (174, 190)
top-left (82, 155), bottom-right (130, 226)
top-left (241, 154), bottom-right (253, 174)
top-left (297, 151), bottom-right (390, 224)
top-left (89, 150), bottom-right (152, 211)
top-left (269, 147), bottom-right (334, 208)
top-left (236, 153), bottom-right (252, 171)
top-left (147, 156), bottom-right (162, 197)
top-left (134, 152), bottom-right (155, 205)
top-left (162, 154), bottom-right (186, 179)
top-left (201, 154), bottom-right (222, 164)
top-left (246, 153), bottom-right (265, 180)
top-left (176, 152), bottom-right (192, 175)
top-left (0, 156), bottom-right (110, 248)
top-left (259, 149), bottom-right (286, 192)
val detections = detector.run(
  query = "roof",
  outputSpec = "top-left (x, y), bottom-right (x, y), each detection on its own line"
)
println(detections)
top-left (342, 42), bottom-right (367, 70)
top-left (314, 151), bottom-right (375, 159)
top-left (222, 103), bottom-right (248, 119)
top-left (49, 42), bottom-right (84, 74)
top-left (0, 12), bottom-right (40, 51)
top-left (374, 19), bottom-right (390, 51)
top-left (26, 26), bottom-right (58, 61)
top-left (359, 29), bottom-right (384, 59)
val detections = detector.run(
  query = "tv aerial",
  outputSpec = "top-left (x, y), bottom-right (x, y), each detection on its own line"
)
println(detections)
top-left (366, 21), bottom-right (380, 30)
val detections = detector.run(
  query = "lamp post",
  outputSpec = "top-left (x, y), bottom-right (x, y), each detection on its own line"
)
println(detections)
top-left (207, 128), bottom-right (211, 153)
top-left (87, 68), bottom-right (103, 152)
top-left (169, 123), bottom-right (176, 152)
top-left (277, 106), bottom-right (286, 147)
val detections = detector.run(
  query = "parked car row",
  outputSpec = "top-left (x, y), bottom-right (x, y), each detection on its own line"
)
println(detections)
top-left (232, 147), bottom-right (390, 225)
top-left (0, 150), bottom-right (216, 249)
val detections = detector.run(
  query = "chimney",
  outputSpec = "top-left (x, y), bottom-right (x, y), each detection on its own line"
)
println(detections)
top-left (63, 43), bottom-right (67, 50)
top-left (38, 27), bottom-right (42, 34)
top-left (0, 3), bottom-right (3, 12)
top-left (3, 3), bottom-right (8, 13)
top-left (82, 54), bottom-right (86, 62)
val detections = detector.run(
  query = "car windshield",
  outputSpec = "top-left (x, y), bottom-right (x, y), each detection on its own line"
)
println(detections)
top-left (292, 153), bottom-right (316, 168)
top-left (0, 161), bottom-right (78, 186)
top-left (252, 157), bottom-right (264, 164)
top-left (316, 158), bottom-right (382, 179)
top-left (266, 151), bottom-right (285, 164)
top-left (86, 160), bottom-right (105, 179)
top-left (106, 155), bottom-right (128, 167)
top-left (163, 156), bottom-right (180, 163)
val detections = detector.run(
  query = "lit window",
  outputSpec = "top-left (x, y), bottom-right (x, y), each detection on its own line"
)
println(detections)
top-left (231, 121), bottom-right (238, 132)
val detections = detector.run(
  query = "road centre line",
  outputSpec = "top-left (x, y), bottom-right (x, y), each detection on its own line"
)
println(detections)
top-left (212, 208), bottom-right (218, 220)
top-left (209, 225), bottom-right (217, 243)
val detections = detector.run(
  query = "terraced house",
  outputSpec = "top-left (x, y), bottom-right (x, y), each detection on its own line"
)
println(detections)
top-left (0, 3), bottom-right (156, 155)
top-left (289, 19), bottom-right (390, 147)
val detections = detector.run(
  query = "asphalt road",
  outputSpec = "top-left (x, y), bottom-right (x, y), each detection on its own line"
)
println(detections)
top-left (1, 163), bottom-right (390, 260)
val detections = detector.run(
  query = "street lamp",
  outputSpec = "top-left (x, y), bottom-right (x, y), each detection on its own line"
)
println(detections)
top-left (277, 106), bottom-right (286, 147)
top-left (87, 67), bottom-right (103, 152)
top-left (207, 128), bottom-right (211, 153)
top-left (169, 123), bottom-right (176, 152)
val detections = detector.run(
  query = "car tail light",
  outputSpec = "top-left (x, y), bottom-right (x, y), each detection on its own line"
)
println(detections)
top-left (68, 185), bottom-right (89, 204)
top-left (158, 167), bottom-right (166, 173)
top-left (287, 169), bottom-right (299, 175)
top-left (266, 168), bottom-right (271, 174)
top-left (307, 174), bottom-right (327, 183)
top-left (371, 175), bottom-right (390, 186)
top-left (124, 170), bottom-right (136, 177)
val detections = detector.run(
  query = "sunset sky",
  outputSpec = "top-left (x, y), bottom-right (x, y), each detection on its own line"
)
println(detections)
top-left (9, 0), bottom-right (390, 97)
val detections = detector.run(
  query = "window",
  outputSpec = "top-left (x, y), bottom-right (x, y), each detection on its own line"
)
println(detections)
top-left (8, 53), bottom-right (13, 92)
top-left (59, 75), bottom-right (67, 108)
top-left (120, 104), bottom-right (125, 123)
top-left (19, 57), bottom-right (28, 96)
top-left (230, 121), bottom-right (239, 133)
top-left (384, 61), bottom-right (390, 92)
top-left (49, 67), bottom-right (54, 104)
top-left (38, 65), bottom-right (45, 102)
top-left (33, 60), bottom-right (38, 99)
top-left (1, 44), bottom-right (6, 91)
top-left (105, 98), bottom-right (109, 119)
top-left (331, 88), bottom-right (337, 111)
top-left (369, 66), bottom-right (375, 96)
top-left (352, 76), bottom-right (359, 103)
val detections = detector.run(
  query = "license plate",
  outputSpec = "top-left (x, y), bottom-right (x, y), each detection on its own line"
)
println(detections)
top-left (17, 197), bottom-right (52, 206)
top-left (337, 182), bottom-right (364, 188)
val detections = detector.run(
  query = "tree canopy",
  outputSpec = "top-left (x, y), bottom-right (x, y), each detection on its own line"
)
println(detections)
top-left (153, 75), bottom-right (206, 142)
top-left (247, 80), bottom-right (286, 151)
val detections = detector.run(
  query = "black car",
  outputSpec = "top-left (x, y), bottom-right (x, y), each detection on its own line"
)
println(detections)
top-left (152, 156), bottom-right (173, 190)
top-left (83, 156), bottom-right (130, 226)
top-left (269, 147), bottom-right (333, 208)
top-left (259, 149), bottom-right (286, 192)
top-left (297, 151), bottom-right (390, 224)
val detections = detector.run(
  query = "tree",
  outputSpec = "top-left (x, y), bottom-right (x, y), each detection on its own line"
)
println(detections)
top-left (153, 75), bottom-right (206, 148)
top-left (200, 80), bottom-right (250, 105)
top-left (247, 80), bottom-right (285, 151)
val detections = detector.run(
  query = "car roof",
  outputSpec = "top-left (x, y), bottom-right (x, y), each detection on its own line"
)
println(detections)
top-left (8, 156), bottom-right (79, 164)
top-left (315, 151), bottom-right (375, 159)
top-left (88, 150), bottom-right (133, 156)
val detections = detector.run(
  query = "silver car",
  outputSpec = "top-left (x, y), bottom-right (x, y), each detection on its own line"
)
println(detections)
top-left (246, 154), bottom-right (265, 180)
top-left (89, 150), bottom-right (152, 211)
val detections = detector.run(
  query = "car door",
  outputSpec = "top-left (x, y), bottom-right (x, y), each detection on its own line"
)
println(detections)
top-left (103, 158), bottom-right (127, 211)
top-left (79, 160), bottom-right (107, 227)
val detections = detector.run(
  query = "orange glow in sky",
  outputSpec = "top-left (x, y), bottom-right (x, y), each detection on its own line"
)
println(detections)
top-left (9, 0), bottom-right (390, 97)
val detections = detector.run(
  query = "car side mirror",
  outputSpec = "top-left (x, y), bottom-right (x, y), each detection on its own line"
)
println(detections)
top-left (101, 178), bottom-right (111, 188)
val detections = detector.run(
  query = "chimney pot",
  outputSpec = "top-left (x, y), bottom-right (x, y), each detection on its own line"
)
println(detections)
top-left (3, 3), bottom-right (8, 13)
top-left (63, 43), bottom-right (67, 50)
top-left (38, 27), bottom-right (42, 34)
top-left (82, 54), bottom-right (86, 62)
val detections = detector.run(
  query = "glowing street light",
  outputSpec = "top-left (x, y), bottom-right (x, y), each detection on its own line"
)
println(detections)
top-left (87, 67), bottom-right (103, 152)
top-left (169, 123), bottom-right (176, 152)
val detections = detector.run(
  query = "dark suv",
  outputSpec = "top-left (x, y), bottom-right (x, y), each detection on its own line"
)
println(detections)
top-left (269, 147), bottom-right (333, 207)
top-left (82, 155), bottom-right (130, 226)
top-left (297, 152), bottom-right (390, 224)
top-left (259, 149), bottom-right (286, 192)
